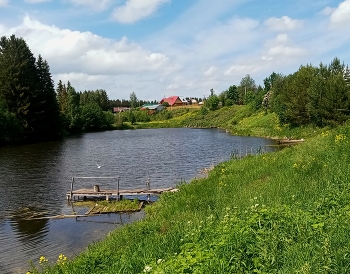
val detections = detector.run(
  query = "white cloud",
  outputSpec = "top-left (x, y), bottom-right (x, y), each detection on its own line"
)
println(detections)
top-left (264, 16), bottom-right (304, 31)
top-left (204, 66), bottom-right (218, 77)
top-left (320, 6), bottom-right (335, 16)
top-left (23, 16), bottom-right (166, 72)
top-left (24, 0), bottom-right (51, 3)
top-left (67, 0), bottom-right (112, 11)
top-left (0, 0), bottom-right (8, 6)
top-left (262, 34), bottom-right (307, 62)
top-left (224, 64), bottom-right (258, 76)
top-left (112, 0), bottom-right (170, 24)
top-left (330, 0), bottom-right (350, 26)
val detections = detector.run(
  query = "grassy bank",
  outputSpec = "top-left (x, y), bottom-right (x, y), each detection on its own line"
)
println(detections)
top-left (133, 105), bottom-right (327, 140)
top-left (29, 108), bottom-right (350, 273)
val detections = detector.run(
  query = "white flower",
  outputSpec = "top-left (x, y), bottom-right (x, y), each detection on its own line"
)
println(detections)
top-left (143, 265), bottom-right (152, 272)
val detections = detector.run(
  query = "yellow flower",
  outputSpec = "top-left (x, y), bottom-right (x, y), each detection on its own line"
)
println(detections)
top-left (335, 134), bottom-right (347, 144)
top-left (57, 254), bottom-right (67, 265)
top-left (39, 256), bottom-right (48, 264)
top-left (293, 163), bottom-right (298, 168)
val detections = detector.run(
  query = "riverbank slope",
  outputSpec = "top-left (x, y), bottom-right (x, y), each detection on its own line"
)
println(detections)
top-left (30, 107), bottom-right (350, 273)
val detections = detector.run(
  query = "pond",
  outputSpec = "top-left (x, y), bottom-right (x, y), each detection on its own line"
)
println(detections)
top-left (0, 128), bottom-right (277, 273)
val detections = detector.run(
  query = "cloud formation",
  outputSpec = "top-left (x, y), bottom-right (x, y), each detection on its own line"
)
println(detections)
top-left (0, 1), bottom-right (349, 100)
top-left (264, 16), bottom-right (304, 31)
top-left (330, 0), bottom-right (350, 26)
top-left (24, 0), bottom-right (51, 3)
top-left (112, 0), bottom-right (170, 24)
top-left (0, 0), bottom-right (8, 6)
top-left (67, 0), bottom-right (112, 11)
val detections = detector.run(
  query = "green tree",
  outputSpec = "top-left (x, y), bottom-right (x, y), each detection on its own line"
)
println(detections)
top-left (130, 92), bottom-right (138, 109)
top-left (0, 96), bottom-right (23, 145)
top-left (128, 111), bottom-right (136, 124)
top-left (0, 35), bottom-right (61, 142)
top-left (35, 55), bottom-right (62, 140)
top-left (80, 102), bottom-right (109, 131)
top-left (227, 85), bottom-right (239, 104)
top-left (205, 94), bottom-right (220, 111)
top-left (238, 74), bottom-right (256, 104)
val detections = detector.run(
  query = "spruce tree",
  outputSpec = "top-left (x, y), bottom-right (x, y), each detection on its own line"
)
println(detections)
top-left (0, 35), bottom-right (62, 142)
top-left (36, 55), bottom-right (62, 140)
top-left (0, 35), bottom-right (39, 141)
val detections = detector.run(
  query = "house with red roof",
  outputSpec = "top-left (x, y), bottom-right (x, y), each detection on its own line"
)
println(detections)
top-left (160, 96), bottom-right (188, 107)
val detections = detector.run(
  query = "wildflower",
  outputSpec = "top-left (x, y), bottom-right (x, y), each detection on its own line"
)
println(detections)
top-left (143, 265), bottom-right (152, 272)
top-left (335, 134), bottom-right (347, 144)
top-left (39, 256), bottom-right (48, 264)
top-left (57, 254), bottom-right (67, 265)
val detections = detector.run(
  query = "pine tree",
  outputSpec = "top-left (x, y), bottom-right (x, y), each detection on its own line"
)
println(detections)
top-left (35, 55), bottom-right (62, 140)
top-left (0, 35), bottom-right (40, 141)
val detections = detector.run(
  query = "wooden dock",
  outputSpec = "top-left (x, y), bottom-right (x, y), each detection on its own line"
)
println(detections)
top-left (66, 176), bottom-right (178, 201)
top-left (277, 138), bottom-right (305, 145)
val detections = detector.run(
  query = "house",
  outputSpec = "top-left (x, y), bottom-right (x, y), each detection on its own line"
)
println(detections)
top-left (140, 104), bottom-right (164, 114)
top-left (179, 97), bottom-right (189, 104)
top-left (159, 96), bottom-right (187, 107)
top-left (113, 107), bottom-right (130, 113)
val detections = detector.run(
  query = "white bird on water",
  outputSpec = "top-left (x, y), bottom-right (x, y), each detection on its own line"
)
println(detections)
top-left (95, 163), bottom-right (104, 169)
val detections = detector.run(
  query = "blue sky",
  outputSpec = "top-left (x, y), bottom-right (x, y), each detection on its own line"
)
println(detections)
top-left (1, 0), bottom-right (350, 101)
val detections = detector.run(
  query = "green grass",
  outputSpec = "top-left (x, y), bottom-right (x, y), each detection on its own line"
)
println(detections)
top-left (73, 199), bottom-right (141, 213)
top-left (29, 109), bottom-right (350, 273)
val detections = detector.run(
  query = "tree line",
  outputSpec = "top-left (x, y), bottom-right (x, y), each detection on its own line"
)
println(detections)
top-left (204, 58), bottom-right (350, 128)
top-left (0, 35), bottom-right (117, 145)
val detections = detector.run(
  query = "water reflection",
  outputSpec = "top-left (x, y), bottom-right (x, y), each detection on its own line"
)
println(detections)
top-left (10, 206), bottom-right (49, 241)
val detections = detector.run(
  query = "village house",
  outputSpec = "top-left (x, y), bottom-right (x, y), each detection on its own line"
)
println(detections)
top-left (113, 107), bottom-right (130, 113)
top-left (140, 104), bottom-right (165, 114)
top-left (160, 96), bottom-right (188, 107)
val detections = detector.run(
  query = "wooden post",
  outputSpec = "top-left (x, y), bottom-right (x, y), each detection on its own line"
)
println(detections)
top-left (146, 176), bottom-right (150, 202)
top-left (94, 185), bottom-right (100, 192)
top-left (117, 176), bottom-right (120, 201)
top-left (70, 177), bottom-right (74, 201)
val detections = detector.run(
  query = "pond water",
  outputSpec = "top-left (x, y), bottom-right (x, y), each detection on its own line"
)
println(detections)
top-left (0, 128), bottom-right (277, 273)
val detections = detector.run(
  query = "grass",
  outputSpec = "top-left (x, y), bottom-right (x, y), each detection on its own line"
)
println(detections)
top-left (73, 199), bottom-right (142, 214)
top-left (28, 107), bottom-right (350, 273)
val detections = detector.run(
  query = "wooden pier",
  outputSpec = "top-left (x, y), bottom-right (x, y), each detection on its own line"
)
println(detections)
top-left (66, 176), bottom-right (178, 201)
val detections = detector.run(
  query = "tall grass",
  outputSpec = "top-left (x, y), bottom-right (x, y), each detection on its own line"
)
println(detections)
top-left (29, 115), bottom-right (350, 273)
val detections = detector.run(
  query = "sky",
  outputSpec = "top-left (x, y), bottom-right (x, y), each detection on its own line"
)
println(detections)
top-left (0, 0), bottom-right (350, 101)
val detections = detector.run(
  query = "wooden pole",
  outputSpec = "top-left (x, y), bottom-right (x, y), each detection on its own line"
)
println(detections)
top-left (147, 176), bottom-right (150, 202)
top-left (70, 177), bottom-right (74, 201)
top-left (117, 176), bottom-right (120, 201)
